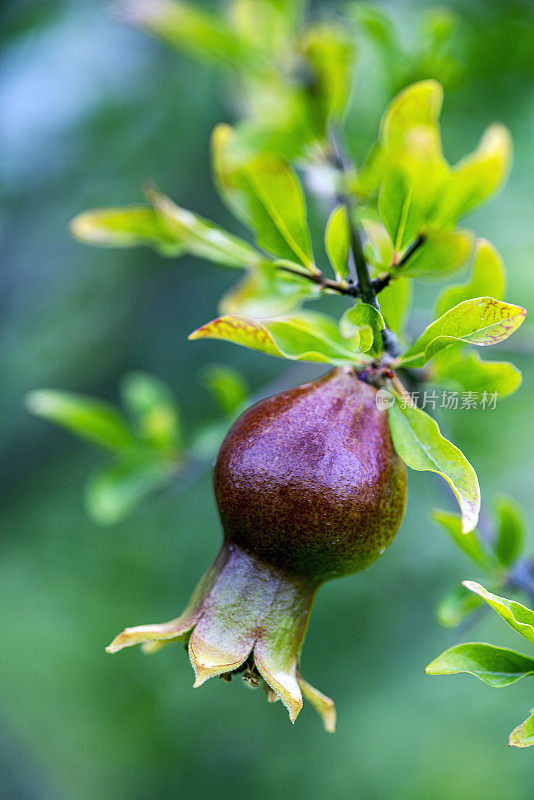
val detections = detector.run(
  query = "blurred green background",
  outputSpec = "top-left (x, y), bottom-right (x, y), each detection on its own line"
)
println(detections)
top-left (2, 1), bottom-right (534, 797)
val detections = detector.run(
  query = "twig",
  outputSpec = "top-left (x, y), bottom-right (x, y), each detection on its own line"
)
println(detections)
top-left (391, 234), bottom-right (426, 269)
top-left (328, 129), bottom-right (401, 357)
top-left (276, 263), bottom-right (396, 301)
top-left (276, 264), bottom-right (360, 298)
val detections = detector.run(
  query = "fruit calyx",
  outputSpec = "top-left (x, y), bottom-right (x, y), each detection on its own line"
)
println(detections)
top-left (106, 541), bottom-right (336, 731)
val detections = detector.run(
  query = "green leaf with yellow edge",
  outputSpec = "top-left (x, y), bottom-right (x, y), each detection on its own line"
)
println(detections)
top-left (325, 205), bottom-right (349, 278)
top-left (434, 124), bottom-right (512, 226)
top-left (201, 364), bottom-right (249, 416)
top-left (26, 390), bottom-right (136, 452)
top-left (436, 583), bottom-right (484, 628)
top-left (435, 239), bottom-right (506, 318)
top-left (146, 187), bottom-right (264, 268)
top-left (70, 206), bottom-right (185, 256)
top-left (189, 311), bottom-right (373, 366)
top-left (210, 125), bottom-right (315, 269)
top-left (339, 303), bottom-right (384, 353)
top-left (240, 155), bottom-right (314, 268)
top-left (399, 297), bottom-right (526, 368)
top-left (381, 79), bottom-right (443, 146)
top-left (219, 261), bottom-right (319, 318)
top-left (85, 457), bottom-right (173, 526)
top-left (463, 581), bottom-right (534, 646)
top-left (426, 643), bottom-right (534, 687)
top-left (378, 168), bottom-right (421, 251)
top-left (378, 276), bottom-right (412, 336)
top-left (362, 80), bottom-right (450, 214)
top-left (388, 399), bottom-right (480, 532)
top-left (118, 0), bottom-right (252, 67)
top-left (120, 372), bottom-right (183, 458)
top-left (430, 345), bottom-right (522, 399)
top-left (509, 712), bottom-right (534, 748)
top-left (432, 509), bottom-right (494, 571)
top-left (493, 495), bottom-right (525, 568)
top-left (398, 230), bottom-right (473, 278)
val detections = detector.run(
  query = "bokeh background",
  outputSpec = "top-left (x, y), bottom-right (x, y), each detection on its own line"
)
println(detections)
top-left (2, 1), bottom-right (534, 798)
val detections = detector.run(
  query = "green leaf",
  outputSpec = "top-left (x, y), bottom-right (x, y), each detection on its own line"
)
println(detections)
top-left (146, 187), bottom-right (263, 268)
top-left (26, 390), bottom-right (136, 452)
top-left (325, 205), bottom-right (349, 278)
top-left (211, 124), bottom-right (250, 223)
top-left (493, 496), bottom-right (525, 568)
top-left (119, 0), bottom-right (252, 67)
top-left (70, 206), bottom-right (185, 256)
top-left (339, 303), bottom-right (384, 353)
top-left (400, 297), bottom-right (527, 368)
top-left (85, 458), bottom-right (172, 526)
top-left (201, 364), bottom-right (249, 416)
top-left (381, 79), bottom-right (444, 145)
top-left (422, 7), bottom-right (458, 49)
top-left (426, 643), bottom-right (534, 687)
top-left (219, 261), bottom-right (318, 318)
top-left (397, 230), bottom-right (473, 278)
top-left (434, 124), bottom-right (512, 225)
top-left (378, 169), bottom-right (421, 251)
top-left (509, 711), bottom-right (534, 748)
top-left (436, 583), bottom-right (484, 628)
top-left (352, 4), bottom-right (397, 52)
top-left (431, 345), bottom-right (522, 399)
top-left (72, 192), bottom-right (265, 269)
top-left (435, 239), bottom-right (506, 318)
top-left (189, 310), bottom-right (372, 366)
top-left (120, 372), bottom-right (182, 458)
top-left (463, 582), bottom-right (534, 646)
top-left (211, 125), bottom-right (315, 269)
top-left (360, 214), bottom-right (394, 270)
top-left (376, 276), bottom-right (412, 336)
top-left (300, 23), bottom-right (355, 126)
top-left (388, 400), bottom-right (480, 532)
top-left (231, 0), bottom-right (302, 45)
top-left (362, 80), bottom-right (450, 213)
top-left (432, 510), bottom-right (493, 571)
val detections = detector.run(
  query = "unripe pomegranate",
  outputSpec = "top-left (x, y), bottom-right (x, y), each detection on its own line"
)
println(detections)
top-left (107, 367), bottom-right (407, 731)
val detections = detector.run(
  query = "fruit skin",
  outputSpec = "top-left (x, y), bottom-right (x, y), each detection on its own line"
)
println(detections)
top-left (214, 366), bottom-right (407, 581)
top-left (107, 367), bottom-right (407, 730)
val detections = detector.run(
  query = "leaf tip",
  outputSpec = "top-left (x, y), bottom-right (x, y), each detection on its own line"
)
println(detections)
top-left (461, 580), bottom-right (482, 595)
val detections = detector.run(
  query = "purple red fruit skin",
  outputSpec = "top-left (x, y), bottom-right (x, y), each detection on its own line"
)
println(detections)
top-left (214, 366), bottom-right (407, 582)
top-left (106, 367), bottom-right (407, 728)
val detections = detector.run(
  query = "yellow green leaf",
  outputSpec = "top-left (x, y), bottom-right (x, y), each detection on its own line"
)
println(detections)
top-left (388, 400), bottom-right (480, 532)
top-left (435, 239), bottom-right (506, 317)
top-left (189, 311), bottom-right (372, 366)
top-left (400, 297), bottom-right (526, 368)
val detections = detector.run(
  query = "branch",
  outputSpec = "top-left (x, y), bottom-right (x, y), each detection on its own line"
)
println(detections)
top-left (328, 130), bottom-right (401, 357)
top-left (392, 233), bottom-right (426, 269)
top-left (276, 265), bottom-right (396, 301)
top-left (276, 264), bottom-right (361, 298)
